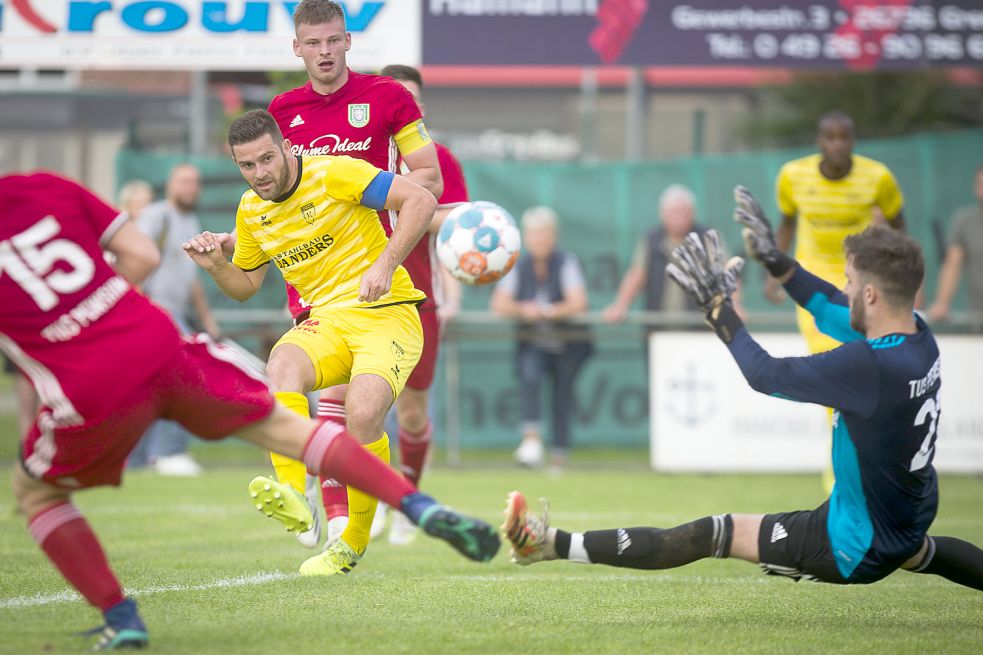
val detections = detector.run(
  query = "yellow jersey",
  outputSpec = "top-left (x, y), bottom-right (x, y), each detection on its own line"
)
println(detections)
top-left (232, 155), bottom-right (424, 309)
top-left (776, 153), bottom-right (903, 284)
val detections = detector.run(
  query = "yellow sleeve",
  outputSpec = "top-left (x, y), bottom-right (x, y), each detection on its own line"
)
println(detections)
top-left (775, 165), bottom-right (797, 217)
top-left (322, 156), bottom-right (385, 204)
top-left (231, 204), bottom-right (270, 271)
top-left (393, 119), bottom-right (432, 157)
top-left (875, 167), bottom-right (904, 220)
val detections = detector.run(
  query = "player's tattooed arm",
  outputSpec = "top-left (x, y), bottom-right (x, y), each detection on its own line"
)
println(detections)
top-left (182, 231), bottom-right (267, 302)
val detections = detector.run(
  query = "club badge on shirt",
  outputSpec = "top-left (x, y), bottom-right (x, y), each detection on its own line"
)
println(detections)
top-left (348, 103), bottom-right (370, 128)
top-left (301, 202), bottom-right (316, 224)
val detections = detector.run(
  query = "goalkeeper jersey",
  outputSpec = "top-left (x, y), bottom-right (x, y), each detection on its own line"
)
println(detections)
top-left (725, 265), bottom-right (939, 582)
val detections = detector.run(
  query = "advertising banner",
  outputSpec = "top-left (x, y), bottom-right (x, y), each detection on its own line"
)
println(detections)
top-left (0, 0), bottom-right (420, 70)
top-left (423, 1), bottom-right (983, 69)
top-left (650, 332), bottom-right (983, 473)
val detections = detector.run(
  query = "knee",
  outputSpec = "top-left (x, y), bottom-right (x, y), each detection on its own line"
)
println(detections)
top-left (13, 465), bottom-right (69, 519)
top-left (267, 346), bottom-right (313, 393)
top-left (346, 404), bottom-right (384, 444)
top-left (396, 392), bottom-right (428, 434)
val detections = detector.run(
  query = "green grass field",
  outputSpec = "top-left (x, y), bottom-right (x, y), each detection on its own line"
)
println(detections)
top-left (0, 457), bottom-right (981, 655)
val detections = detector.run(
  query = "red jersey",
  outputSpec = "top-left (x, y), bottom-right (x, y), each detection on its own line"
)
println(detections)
top-left (380, 142), bottom-right (470, 312)
top-left (0, 173), bottom-right (181, 427)
top-left (270, 71), bottom-right (432, 318)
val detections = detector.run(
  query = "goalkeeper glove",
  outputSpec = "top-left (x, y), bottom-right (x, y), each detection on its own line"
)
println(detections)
top-left (732, 185), bottom-right (795, 279)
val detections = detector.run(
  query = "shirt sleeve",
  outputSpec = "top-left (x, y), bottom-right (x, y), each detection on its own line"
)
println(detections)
top-left (629, 238), bottom-right (648, 272)
top-left (231, 203), bottom-right (270, 272)
top-left (947, 208), bottom-right (971, 249)
top-left (560, 253), bottom-right (587, 292)
top-left (322, 156), bottom-right (386, 205)
top-left (726, 331), bottom-right (879, 417)
top-left (436, 144), bottom-right (469, 204)
top-left (63, 175), bottom-right (126, 246)
top-left (783, 265), bottom-right (864, 343)
top-left (875, 166), bottom-right (904, 220)
top-left (776, 164), bottom-right (797, 217)
top-left (135, 202), bottom-right (166, 243)
top-left (496, 267), bottom-right (519, 298)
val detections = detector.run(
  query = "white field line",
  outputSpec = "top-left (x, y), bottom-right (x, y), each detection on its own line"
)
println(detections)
top-left (1, 567), bottom-right (953, 611)
top-left (0, 571), bottom-right (294, 610)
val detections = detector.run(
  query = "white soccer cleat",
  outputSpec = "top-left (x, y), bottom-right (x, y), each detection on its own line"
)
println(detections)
top-left (153, 453), bottom-right (202, 477)
top-left (388, 510), bottom-right (418, 545)
top-left (370, 502), bottom-right (389, 540)
top-left (324, 515), bottom-right (349, 550)
top-left (295, 474), bottom-right (323, 549)
top-left (514, 438), bottom-right (545, 468)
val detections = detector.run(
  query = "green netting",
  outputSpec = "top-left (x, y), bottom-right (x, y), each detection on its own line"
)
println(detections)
top-left (117, 129), bottom-right (983, 449)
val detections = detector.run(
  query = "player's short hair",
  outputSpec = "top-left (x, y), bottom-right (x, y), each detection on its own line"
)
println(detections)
top-left (293, 0), bottom-right (346, 30)
top-left (227, 109), bottom-right (284, 152)
top-left (380, 65), bottom-right (424, 89)
top-left (522, 206), bottom-right (558, 231)
top-left (844, 226), bottom-right (924, 307)
top-left (817, 110), bottom-right (854, 134)
top-left (658, 184), bottom-right (696, 212)
top-left (117, 179), bottom-right (153, 209)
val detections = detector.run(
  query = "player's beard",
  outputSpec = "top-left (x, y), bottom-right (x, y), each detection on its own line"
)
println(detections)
top-left (849, 290), bottom-right (867, 335)
top-left (253, 156), bottom-right (293, 201)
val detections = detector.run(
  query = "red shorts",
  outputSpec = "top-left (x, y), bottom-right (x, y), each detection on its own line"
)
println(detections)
top-left (406, 308), bottom-right (440, 391)
top-left (20, 336), bottom-right (274, 489)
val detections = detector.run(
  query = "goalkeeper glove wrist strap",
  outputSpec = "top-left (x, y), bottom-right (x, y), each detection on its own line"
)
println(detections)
top-left (764, 251), bottom-right (796, 279)
top-left (706, 301), bottom-right (744, 344)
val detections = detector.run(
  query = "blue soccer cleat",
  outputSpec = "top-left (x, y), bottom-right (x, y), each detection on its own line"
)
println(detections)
top-left (82, 597), bottom-right (149, 650)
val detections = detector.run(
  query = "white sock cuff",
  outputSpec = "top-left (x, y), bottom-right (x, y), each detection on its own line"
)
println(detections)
top-left (568, 532), bottom-right (592, 564)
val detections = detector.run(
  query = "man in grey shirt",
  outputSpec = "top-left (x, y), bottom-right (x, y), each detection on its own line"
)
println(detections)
top-left (129, 163), bottom-right (219, 475)
top-left (929, 165), bottom-right (983, 330)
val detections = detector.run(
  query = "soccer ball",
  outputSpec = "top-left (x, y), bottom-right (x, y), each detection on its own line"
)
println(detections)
top-left (436, 201), bottom-right (521, 285)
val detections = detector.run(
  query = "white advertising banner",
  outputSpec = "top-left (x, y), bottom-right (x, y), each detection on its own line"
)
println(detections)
top-left (650, 332), bottom-right (983, 474)
top-left (0, 1), bottom-right (420, 70)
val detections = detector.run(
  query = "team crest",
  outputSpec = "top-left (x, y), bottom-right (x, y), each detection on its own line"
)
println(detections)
top-left (348, 103), bottom-right (370, 128)
top-left (301, 202), bottom-right (316, 224)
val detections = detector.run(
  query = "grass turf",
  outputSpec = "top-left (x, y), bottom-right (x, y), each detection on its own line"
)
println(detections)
top-left (0, 465), bottom-right (981, 654)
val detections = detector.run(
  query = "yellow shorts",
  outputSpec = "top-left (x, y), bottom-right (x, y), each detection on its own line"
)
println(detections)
top-left (273, 302), bottom-right (423, 398)
top-left (795, 305), bottom-right (841, 355)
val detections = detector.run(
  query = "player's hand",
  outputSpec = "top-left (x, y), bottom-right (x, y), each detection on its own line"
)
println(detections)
top-left (927, 301), bottom-right (949, 323)
top-left (666, 230), bottom-right (746, 343)
top-left (182, 231), bottom-right (232, 270)
top-left (733, 185), bottom-right (795, 280)
top-left (358, 260), bottom-right (395, 303)
top-left (518, 301), bottom-right (542, 322)
top-left (666, 230), bottom-right (743, 312)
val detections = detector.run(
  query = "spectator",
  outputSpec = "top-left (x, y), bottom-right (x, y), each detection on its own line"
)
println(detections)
top-left (928, 165), bottom-right (983, 330)
top-left (118, 179), bottom-right (154, 221)
top-left (491, 207), bottom-right (592, 471)
top-left (604, 184), bottom-right (722, 328)
top-left (129, 164), bottom-right (218, 476)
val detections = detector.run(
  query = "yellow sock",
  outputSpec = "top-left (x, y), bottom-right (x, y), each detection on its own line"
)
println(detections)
top-left (270, 391), bottom-right (310, 494)
top-left (341, 433), bottom-right (390, 554)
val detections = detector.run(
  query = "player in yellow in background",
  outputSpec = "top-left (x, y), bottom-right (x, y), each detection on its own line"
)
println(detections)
top-left (769, 110), bottom-right (906, 493)
top-left (184, 109), bottom-right (436, 576)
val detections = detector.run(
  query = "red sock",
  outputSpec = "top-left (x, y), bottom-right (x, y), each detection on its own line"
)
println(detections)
top-left (317, 398), bottom-right (349, 518)
top-left (398, 421), bottom-right (432, 487)
top-left (303, 421), bottom-right (416, 509)
top-left (29, 502), bottom-right (125, 611)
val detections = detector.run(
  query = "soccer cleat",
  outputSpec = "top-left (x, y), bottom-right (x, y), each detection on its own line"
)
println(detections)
top-left (295, 474), bottom-right (323, 549)
top-left (502, 490), bottom-right (556, 565)
top-left (324, 515), bottom-right (349, 550)
top-left (299, 538), bottom-right (361, 576)
top-left (388, 511), bottom-right (418, 546)
top-left (370, 502), bottom-right (389, 540)
top-left (248, 476), bottom-right (313, 537)
top-left (417, 505), bottom-right (500, 563)
top-left (82, 597), bottom-right (149, 651)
